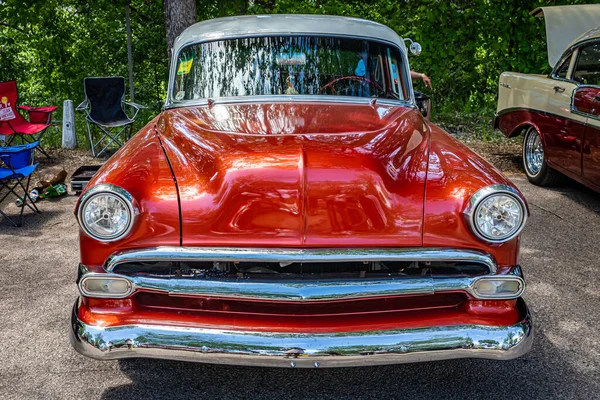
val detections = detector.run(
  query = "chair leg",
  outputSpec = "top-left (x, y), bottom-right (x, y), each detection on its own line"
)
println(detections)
top-left (0, 181), bottom-right (18, 227)
top-left (95, 127), bottom-right (124, 157)
top-left (88, 122), bottom-right (132, 158)
top-left (0, 208), bottom-right (18, 227)
top-left (0, 175), bottom-right (40, 227)
top-left (0, 180), bottom-right (25, 227)
top-left (32, 134), bottom-right (53, 159)
top-left (15, 175), bottom-right (40, 214)
top-left (17, 178), bottom-right (27, 227)
top-left (6, 135), bottom-right (17, 146)
top-left (95, 125), bottom-right (129, 158)
top-left (93, 126), bottom-right (114, 158)
top-left (87, 121), bottom-right (97, 157)
top-left (21, 133), bottom-right (53, 159)
top-left (0, 180), bottom-right (19, 204)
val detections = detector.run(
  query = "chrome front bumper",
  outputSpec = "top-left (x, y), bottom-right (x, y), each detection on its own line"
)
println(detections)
top-left (69, 299), bottom-right (533, 368)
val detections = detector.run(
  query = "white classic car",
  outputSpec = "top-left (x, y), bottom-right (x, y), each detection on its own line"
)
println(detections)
top-left (495, 4), bottom-right (600, 192)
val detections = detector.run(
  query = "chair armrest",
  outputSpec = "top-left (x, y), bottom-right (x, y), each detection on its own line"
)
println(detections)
top-left (123, 101), bottom-right (146, 121)
top-left (76, 100), bottom-right (89, 111)
top-left (123, 101), bottom-right (147, 110)
top-left (0, 141), bottom-right (39, 155)
top-left (18, 105), bottom-right (58, 124)
top-left (18, 105), bottom-right (58, 113)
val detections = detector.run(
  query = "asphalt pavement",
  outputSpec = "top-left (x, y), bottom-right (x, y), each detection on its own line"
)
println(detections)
top-left (0, 174), bottom-right (598, 400)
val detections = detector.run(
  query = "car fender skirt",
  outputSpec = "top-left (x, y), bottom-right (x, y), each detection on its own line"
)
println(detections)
top-left (69, 298), bottom-right (533, 368)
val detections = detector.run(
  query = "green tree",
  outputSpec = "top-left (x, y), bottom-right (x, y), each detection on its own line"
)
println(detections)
top-left (0, 0), bottom-right (593, 147)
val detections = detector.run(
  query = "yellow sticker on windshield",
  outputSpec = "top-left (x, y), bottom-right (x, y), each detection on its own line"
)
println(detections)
top-left (178, 58), bottom-right (193, 75)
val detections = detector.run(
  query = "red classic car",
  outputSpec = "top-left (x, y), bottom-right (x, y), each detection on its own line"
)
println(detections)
top-left (70, 15), bottom-right (532, 368)
top-left (496, 5), bottom-right (600, 192)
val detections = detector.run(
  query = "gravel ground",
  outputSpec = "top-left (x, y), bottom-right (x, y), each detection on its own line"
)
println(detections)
top-left (0, 145), bottom-right (598, 400)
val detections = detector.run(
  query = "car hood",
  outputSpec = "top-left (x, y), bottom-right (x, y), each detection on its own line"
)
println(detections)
top-left (157, 102), bottom-right (430, 247)
top-left (531, 5), bottom-right (600, 67)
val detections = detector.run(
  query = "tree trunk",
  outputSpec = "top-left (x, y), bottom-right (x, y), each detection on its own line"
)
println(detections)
top-left (164, 0), bottom-right (197, 55)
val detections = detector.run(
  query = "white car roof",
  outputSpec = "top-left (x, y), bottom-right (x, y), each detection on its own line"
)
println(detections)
top-left (531, 5), bottom-right (600, 67)
top-left (568, 26), bottom-right (600, 50)
top-left (172, 14), bottom-right (407, 55)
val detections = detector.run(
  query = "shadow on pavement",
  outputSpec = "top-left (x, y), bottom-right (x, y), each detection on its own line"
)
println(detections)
top-left (0, 209), bottom-right (64, 233)
top-left (547, 181), bottom-right (600, 215)
top-left (101, 330), bottom-right (597, 400)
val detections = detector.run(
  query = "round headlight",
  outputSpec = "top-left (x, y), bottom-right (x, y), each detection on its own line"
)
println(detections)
top-left (77, 185), bottom-right (136, 241)
top-left (465, 185), bottom-right (527, 243)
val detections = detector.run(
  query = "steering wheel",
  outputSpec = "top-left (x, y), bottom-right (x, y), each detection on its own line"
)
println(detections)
top-left (319, 76), bottom-right (384, 96)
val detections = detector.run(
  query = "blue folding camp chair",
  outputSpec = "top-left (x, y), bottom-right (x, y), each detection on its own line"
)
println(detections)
top-left (0, 141), bottom-right (40, 227)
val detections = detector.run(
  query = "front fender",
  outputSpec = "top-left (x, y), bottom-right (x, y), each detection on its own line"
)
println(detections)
top-left (78, 117), bottom-right (180, 268)
top-left (422, 124), bottom-right (525, 269)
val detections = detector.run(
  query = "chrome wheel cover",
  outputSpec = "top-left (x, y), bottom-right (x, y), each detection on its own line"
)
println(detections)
top-left (524, 129), bottom-right (543, 176)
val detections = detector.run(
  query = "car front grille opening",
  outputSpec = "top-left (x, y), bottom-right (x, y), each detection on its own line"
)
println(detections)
top-left (112, 260), bottom-right (490, 280)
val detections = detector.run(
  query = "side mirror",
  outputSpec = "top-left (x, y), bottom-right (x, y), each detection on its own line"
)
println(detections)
top-left (414, 91), bottom-right (431, 120)
top-left (410, 42), bottom-right (422, 56)
top-left (404, 38), bottom-right (422, 56)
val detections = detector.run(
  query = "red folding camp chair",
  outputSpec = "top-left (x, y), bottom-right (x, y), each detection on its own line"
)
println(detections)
top-left (0, 80), bottom-right (57, 159)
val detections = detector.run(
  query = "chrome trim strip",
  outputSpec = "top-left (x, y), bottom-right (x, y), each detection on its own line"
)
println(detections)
top-left (105, 247), bottom-right (498, 274)
top-left (164, 95), bottom-right (412, 111)
top-left (79, 272), bottom-right (524, 301)
top-left (69, 298), bottom-right (533, 368)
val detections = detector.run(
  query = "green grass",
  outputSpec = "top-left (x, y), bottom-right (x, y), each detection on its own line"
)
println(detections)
top-left (431, 109), bottom-right (510, 143)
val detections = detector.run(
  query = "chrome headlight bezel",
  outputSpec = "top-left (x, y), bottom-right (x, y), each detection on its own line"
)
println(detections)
top-left (76, 184), bottom-right (138, 242)
top-left (464, 184), bottom-right (528, 243)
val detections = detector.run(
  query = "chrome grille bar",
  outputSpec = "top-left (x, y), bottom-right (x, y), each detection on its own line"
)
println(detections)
top-left (105, 247), bottom-right (497, 273)
top-left (78, 272), bottom-right (524, 301)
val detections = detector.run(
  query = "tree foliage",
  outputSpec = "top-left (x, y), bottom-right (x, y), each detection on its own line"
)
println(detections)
top-left (0, 0), bottom-right (592, 146)
top-left (1, 0), bottom-right (167, 111)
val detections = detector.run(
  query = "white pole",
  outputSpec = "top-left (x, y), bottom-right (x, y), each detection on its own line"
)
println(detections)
top-left (62, 100), bottom-right (76, 149)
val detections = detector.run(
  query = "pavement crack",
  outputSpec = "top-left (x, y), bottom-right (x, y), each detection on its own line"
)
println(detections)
top-left (530, 203), bottom-right (564, 220)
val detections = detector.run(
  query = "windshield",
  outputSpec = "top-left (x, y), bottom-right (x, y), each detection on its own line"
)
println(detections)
top-left (173, 36), bottom-right (409, 102)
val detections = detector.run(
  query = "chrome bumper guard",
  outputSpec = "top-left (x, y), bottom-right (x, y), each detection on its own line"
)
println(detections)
top-left (70, 299), bottom-right (533, 368)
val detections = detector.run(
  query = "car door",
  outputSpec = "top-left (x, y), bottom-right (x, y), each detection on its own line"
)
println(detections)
top-left (571, 42), bottom-right (600, 188)
top-left (543, 51), bottom-right (587, 176)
